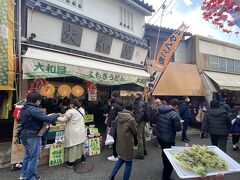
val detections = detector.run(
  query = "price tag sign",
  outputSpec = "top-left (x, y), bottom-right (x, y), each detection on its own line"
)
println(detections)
top-left (55, 131), bottom-right (64, 143)
top-left (88, 137), bottom-right (100, 156)
top-left (84, 114), bottom-right (94, 123)
top-left (49, 144), bottom-right (64, 166)
top-left (89, 128), bottom-right (99, 134)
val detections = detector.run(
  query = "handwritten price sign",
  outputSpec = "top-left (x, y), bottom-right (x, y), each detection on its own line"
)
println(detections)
top-left (88, 137), bottom-right (100, 156)
top-left (49, 144), bottom-right (64, 166)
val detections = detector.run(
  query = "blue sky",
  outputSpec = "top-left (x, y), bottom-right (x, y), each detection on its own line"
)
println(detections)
top-left (145, 0), bottom-right (240, 45)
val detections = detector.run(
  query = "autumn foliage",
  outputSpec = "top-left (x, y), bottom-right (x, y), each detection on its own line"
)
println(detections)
top-left (202, 0), bottom-right (240, 35)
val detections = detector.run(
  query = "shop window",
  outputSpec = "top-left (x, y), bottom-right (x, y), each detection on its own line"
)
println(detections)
top-left (234, 60), bottom-right (240, 73)
top-left (120, 7), bottom-right (133, 29)
top-left (227, 59), bottom-right (234, 72)
top-left (58, 0), bottom-right (83, 9)
top-left (208, 55), bottom-right (218, 70)
top-left (219, 57), bottom-right (226, 72)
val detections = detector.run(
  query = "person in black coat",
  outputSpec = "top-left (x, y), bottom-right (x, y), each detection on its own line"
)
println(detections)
top-left (179, 97), bottom-right (192, 142)
top-left (155, 99), bottom-right (182, 180)
top-left (107, 91), bottom-right (124, 162)
top-left (133, 93), bottom-right (147, 159)
top-left (201, 99), bottom-right (231, 153)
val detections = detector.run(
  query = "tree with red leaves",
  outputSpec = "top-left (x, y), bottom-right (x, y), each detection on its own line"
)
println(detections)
top-left (202, 0), bottom-right (240, 35)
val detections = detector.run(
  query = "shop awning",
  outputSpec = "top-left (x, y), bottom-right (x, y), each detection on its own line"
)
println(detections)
top-left (22, 48), bottom-right (149, 87)
top-left (203, 71), bottom-right (240, 91)
top-left (152, 62), bottom-right (206, 96)
top-left (200, 73), bottom-right (218, 94)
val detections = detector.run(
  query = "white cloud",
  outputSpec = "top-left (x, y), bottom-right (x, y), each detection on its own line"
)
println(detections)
top-left (183, 0), bottom-right (193, 6)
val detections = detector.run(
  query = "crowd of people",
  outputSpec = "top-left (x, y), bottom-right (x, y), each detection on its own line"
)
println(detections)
top-left (18, 90), bottom-right (240, 180)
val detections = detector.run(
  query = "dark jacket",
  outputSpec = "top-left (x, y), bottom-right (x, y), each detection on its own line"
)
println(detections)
top-left (155, 105), bottom-right (182, 143)
top-left (133, 98), bottom-right (146, 123)
top-left (231, 117), bottom-right (240, 134)
top-left (107, 98), bottom-right (124, 127)
top-left (116, 110), bottom-right (137, 161)
top-left (179, 100), bottom-right (192, 120)
top-left (20, 102), bottom-right (59, 131)
top-left (201, 107), bottom-right (231, 135)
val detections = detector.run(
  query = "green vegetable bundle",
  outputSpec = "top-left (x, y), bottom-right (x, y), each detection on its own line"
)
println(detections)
top-left (173, 145), bottom-right (228, 176)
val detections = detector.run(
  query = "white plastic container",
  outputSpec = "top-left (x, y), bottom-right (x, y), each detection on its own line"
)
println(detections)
top-left (164, 146), bottom-right (240, 179)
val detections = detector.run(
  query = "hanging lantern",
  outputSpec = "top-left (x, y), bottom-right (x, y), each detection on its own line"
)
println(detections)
top-left (71, 85), bottom-right (84, 97)
top-left (39, 83), bottom-right (55, 98)
top-left (58, 84), bottom-right (71, 97)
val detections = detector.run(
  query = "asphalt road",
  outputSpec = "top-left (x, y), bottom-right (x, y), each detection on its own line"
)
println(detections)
top-left (1, 133), bottom-right (240, 180)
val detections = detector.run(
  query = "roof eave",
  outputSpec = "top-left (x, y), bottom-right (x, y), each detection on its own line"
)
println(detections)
top-left (122, 0), bottom-right (154, 16)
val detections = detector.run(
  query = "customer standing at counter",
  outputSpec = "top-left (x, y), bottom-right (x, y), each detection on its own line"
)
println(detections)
top-left (57, 98), bottom-right (86, 168)
top-left (20, 91), bottom-right (60, 180)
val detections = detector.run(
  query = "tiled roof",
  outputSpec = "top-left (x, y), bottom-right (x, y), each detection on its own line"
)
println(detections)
top-left (26, 0), bottom-right (148, 49)
top-left (131, 0), bottom-right (155, 12)
top-left (145, 23), bottom-right (192, 36)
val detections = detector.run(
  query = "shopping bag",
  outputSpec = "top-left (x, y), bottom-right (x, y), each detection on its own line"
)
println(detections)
top-left (105, 134), bottom-right (114, 145)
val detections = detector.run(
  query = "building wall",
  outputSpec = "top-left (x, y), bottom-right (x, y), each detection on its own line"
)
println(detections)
top-left (194, 35), bottom-right (240, 72)
top-left (45, 0), bottom-right (145, 38)
top-left (174, 41), bottom-right (188, 64)
top-left (27, 10), bottom-right (147, 65)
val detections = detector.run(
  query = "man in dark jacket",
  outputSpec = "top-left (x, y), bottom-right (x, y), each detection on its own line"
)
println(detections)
top-left (107, 91), bottom-right (124, 161)
top-left (155, 99), bottom-right (182, 180)
top-left (179, 96), bottom-right (192, 142)
top-left (201, 99), bottom-right (231, 153)
top-left (20, 91), bottom-right (60, 180)
top-left (133, 93), bottom-right (147, 159)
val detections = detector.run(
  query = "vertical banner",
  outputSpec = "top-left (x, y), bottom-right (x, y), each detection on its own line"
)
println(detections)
top-left (146, 23), bottom-right (188, 96)
top-left (0, 0), bottom-right (14, 90)
top-left (155, 23), bottom-right (188, 69)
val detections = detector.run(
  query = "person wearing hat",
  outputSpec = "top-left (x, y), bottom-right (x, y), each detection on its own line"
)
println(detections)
top-left (107, 91), bottom-right (124, 161)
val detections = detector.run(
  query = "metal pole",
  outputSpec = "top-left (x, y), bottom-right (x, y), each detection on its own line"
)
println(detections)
top-left (153, 5), bottom-right (165, 61)
top-left (18, 0), bottom-right (22, 101)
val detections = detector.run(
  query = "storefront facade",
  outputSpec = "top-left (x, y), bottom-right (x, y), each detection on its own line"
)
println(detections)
top-left (19, 0), bottom-right (154, 96)
top-left (8, 0), bottom-right (155, 167)
top-left (18, 0), bottom-right (154, 131)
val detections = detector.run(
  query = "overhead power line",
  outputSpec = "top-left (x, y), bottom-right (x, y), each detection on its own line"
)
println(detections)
top-left (147, 0), bottom-right (167, 23)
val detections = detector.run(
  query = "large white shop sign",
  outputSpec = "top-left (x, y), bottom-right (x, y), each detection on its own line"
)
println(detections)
top-left (23, 59), bottom-right (147, 87)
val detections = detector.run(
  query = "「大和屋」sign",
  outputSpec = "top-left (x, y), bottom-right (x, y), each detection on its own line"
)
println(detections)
top-left (23, 59), bottom-right (147, 87)
top-left (49, 144), bottom-right (64, 166)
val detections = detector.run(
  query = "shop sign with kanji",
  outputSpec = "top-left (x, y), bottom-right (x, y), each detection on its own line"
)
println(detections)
top-left (49, 144), bottom-right (64, 166)
top-left (86, 70), bottom-right (127, 84)
top-left (34, 62), bottom-right (67, 75)
top-left (23, 59), bottom-right (148, 87)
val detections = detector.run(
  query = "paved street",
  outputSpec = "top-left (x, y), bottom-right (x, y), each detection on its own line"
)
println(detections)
top-left (1, 133), bottom-right (240, 180)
